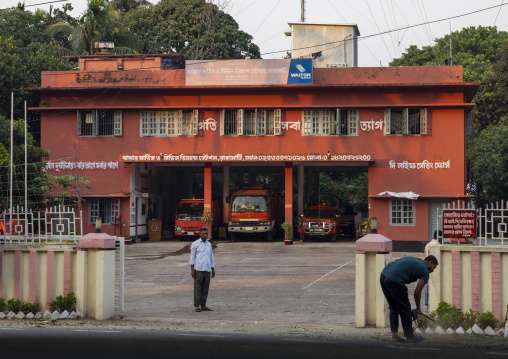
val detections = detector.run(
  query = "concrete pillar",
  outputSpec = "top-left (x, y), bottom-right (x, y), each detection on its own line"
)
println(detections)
top-left (284, 163), bottom-right (293, 236)
top-left (183, 169), bottom-right (193, 199)
top-left (355, 233), bottom-right (392, 328)
top-left (78, 233), bottom-right (116, 320)
top-left (313, 170), bottom-right (320, 204)
top-left (298, 165), bottom-right (305, 241)
top-left (204, 163), bottom-right (213, 234)
top-left (223, 165), bottom-right (230, 224)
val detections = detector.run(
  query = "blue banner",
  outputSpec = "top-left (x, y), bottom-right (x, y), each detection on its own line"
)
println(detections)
top-left (287, 59), bottom-right (313, 84)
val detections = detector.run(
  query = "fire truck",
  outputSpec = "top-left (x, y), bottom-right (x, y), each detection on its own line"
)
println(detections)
top-left (174, 198), bottom-right (221, 239)
top-left (228, 186), bottom-right (282, 242)
top-left (299, 204), bottom-right (341, 242)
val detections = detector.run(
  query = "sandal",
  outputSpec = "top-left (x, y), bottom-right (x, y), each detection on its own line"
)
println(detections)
top-left (195, 307), bottom-right (202, 312)
top-left (201, 307), bottom-right (213, 311)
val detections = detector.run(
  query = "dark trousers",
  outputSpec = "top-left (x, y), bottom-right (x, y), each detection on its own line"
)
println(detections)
top-left (194, 270), bottom-right (211, 307)
top-left (380, 274), bottom-right (414, 338)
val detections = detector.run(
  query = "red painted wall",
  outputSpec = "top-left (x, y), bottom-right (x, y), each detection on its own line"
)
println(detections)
top-left (36, 61), bottom-right (477, 241)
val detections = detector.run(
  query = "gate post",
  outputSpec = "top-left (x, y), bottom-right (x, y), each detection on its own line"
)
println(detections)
top-left (78, 233), bottom-right (116, 320)
top-left (355, 233), bottom-right (392, 327)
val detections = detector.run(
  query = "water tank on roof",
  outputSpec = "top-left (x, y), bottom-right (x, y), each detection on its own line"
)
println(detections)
top-left (285, 23), bottom-right (360, 68)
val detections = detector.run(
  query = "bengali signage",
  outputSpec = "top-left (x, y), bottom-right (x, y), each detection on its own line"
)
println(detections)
top-left (442, 210), bottom-right (476, 238)
top-left (185, 59), bottom-right (313, 86)
top-left (121, 153), bottom-right (372, 163)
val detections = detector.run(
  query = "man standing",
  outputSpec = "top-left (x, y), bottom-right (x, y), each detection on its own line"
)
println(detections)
top-left (380, 255), bottom-right (439, 342)
top-left (190, 227), bottom-right (215, 312)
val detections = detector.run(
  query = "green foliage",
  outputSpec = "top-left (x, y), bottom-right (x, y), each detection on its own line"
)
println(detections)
top-left (391, 26), bottom-right (508, 206)
top-left (20, 301), bottom-right (39, 314)
top-left (49, 292), bottom-right (77, 313)
top-left (124, 0), bottom-right (260, 59)
top-left (319, 172), bottom-right (368, 213)
top-left (0, 298), bottom-right (5, 312)
top-left (201, 210), bottom-right (213, 225)
top-left (477, 311), bottom-right (498, 330)
top-left (47, 0), bottom-right (139, 55)
top-left (467, 120), bottom-right (508, 207)
top-left (7, 298), bottom-right (22, 313)
top-left (38, 174), bottom-right (92, 205)
top-left (281, 222), bottom-right (293, 239)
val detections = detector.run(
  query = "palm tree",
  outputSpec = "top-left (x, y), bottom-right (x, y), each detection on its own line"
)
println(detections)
top-left (47, 0), bottom-right (138, 55)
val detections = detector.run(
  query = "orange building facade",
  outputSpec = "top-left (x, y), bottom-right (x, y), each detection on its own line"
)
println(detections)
top-left (31, 54), bottom-right (479, 250)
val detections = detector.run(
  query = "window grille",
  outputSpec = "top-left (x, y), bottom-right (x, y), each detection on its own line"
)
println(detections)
top-left (220, 109), bottom-right (281, 136)
top-left (390, 199), bottom-right (415, 226)
top-left (384, 108), bottom-right (427, 135)
top-left (78, 110), bottom-right (122, 136)
top-left (334, 109), bottom-right (359, 136)
top-left (301, 110), bottom-right (337, 135)
top-left (140, 110), bottom-right (198, 136)
top-left (89, 198), bottom-right (120, 224)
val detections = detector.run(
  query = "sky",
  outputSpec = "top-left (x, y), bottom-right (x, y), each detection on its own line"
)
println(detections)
top-left (2, 0), bottom-right (508, 67)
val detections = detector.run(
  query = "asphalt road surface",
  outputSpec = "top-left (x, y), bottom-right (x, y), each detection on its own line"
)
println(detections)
top-left (1, 326), bottom-right (506, 359)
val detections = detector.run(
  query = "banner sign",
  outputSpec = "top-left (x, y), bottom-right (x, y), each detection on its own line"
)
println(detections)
top-left (121, 153), bottom-right (372, 163)
top-left (185, 59), bottom-right (313, 86)
top-left (442, 210), bottom-right (476, 238)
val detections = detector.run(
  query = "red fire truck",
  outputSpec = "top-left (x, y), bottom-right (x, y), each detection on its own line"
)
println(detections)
top-left (228, 186), bottom-right (282, 242)
top-left (174, 198), bottom-right (221, 239)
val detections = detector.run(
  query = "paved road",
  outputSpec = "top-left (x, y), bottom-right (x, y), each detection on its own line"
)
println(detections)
top-left (1, 326), bottom-right (506, 359)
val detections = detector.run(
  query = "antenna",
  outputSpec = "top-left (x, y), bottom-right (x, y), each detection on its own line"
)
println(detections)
top-left (301, 0), bottom-right (305, 22)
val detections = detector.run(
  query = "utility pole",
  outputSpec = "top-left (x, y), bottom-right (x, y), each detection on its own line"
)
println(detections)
top-left (449, 23), bottom-right (453, 66)
top-left (74, 141), bottom-right (82, 215)
top-left (24, 101), bottom-right (28, 235)
top-left (301, 0), bottom-right (305, 22)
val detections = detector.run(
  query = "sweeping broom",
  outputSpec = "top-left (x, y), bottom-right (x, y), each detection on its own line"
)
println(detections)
top-left (504, 305), bottom-right (508, 339)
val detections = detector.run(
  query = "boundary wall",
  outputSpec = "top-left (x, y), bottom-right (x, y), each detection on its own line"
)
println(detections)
top-left (428, 245), bottom-right (508, 322)
top-left (0, 235), bottom-right (116, 320)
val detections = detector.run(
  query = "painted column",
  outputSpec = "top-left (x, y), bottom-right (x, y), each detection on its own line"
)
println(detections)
top-left (204, 163), bottom-right (213, 234)
top-left (78, 233), bottom-right (116, 320)
top-left (223, 165), bottom-right (230, 224)
top-left (355, 234), bottom-right (392, 328)
top-left (298, 165), bottom-right (305, 241)
top-left (284, 163), bottom-right (293, 236)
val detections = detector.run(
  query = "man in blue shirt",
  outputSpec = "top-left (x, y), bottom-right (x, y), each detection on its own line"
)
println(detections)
top-left (380, 255), bottom-right (438, 342)
top-left (190, 227), bottom-right (216, 312)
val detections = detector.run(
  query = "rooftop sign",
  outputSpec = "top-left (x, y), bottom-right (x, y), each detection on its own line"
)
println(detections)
top-left (185, 59), bottom-right (312, 86)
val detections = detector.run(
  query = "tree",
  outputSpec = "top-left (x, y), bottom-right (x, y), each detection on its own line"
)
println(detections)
top-left (111, 0), bottom-right (153, 14)
top-left (123, 0), bottom-right (260, 59)
top-left (47, 0), bottom-right (139, 55)
top-left (391, 26), bottom-right (508, 206)
top-left (390, 26), bottom-right (508, 132)
top-left (39, 174), bottom-right (92, 206)
top-left (0, 116), bottom-right (50, 210)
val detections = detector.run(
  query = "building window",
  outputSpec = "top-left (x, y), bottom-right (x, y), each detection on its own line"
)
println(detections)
top-left (384, 108), bottom-right (427, 135)
top-left (140, 110), bottom-right (198, 136)
top-left (220, 109), bottom-right (281, 136)
top-left (77, 110), bottom-right (122, 136)
top-left (390, 199), bottom-right (415, 226)
top-left (89, 198), bottom-right (120, 224)
top-left (302, 109), bottom-right (359, 136)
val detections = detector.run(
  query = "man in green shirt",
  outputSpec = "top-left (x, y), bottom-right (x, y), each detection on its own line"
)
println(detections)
top-left (380, 255), bottom-right (438, 342)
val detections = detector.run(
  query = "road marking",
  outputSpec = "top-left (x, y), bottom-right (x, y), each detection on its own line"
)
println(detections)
top-left (72, 330), bottom-right (123, 333)
top-left (302, 258), bottom-right (356, 289)
top-left (384, 346), bottom-right (440, 351)
top-left (176, 333), bottom-right (225, 338)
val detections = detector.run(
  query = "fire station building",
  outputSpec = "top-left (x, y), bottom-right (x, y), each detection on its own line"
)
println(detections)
top-left (30, 23), bottom-right (479, 250)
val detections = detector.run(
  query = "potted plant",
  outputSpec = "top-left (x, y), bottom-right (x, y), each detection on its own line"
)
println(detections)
top-left (281, 222), bottom-right (293, 245)
top-left (202, 211), bottom-right (213, 236)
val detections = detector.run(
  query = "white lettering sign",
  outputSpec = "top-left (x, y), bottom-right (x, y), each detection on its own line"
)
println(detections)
top-left (360, 119), bottom-right (383, 132)
top-left (388, 159), bottom-right (451, 170)
top-left (44, 161), bottom-right (119, 172)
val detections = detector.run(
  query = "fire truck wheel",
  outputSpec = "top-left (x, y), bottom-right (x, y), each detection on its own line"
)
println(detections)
top-left (230, 233), bottom-right (237, 242)
top-left (266, 229), bottom-right (274, 242)
top-left (331, 233), bottom-right (337, 242)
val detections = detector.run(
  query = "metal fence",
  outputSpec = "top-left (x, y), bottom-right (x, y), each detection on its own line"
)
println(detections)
top-left (435, 200), bottom-right (508, 246)
top-left (0, 205), bottom-right (83, 245)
